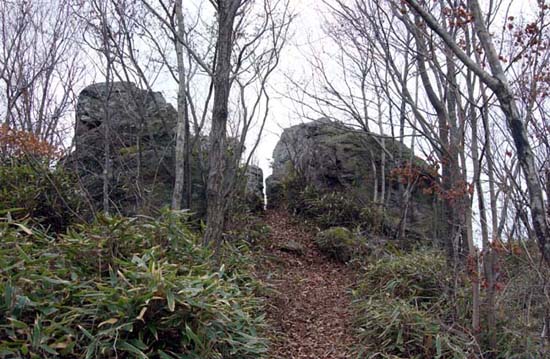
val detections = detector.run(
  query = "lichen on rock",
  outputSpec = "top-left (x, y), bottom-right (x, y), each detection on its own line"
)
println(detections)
top-left (266, 118), bottom-right (442, 240)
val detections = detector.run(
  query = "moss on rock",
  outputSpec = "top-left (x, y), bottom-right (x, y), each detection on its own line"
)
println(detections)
top-left (315, 227), bottom-right (356, 262)
top-left (265, 118), bottom-right (442, 239)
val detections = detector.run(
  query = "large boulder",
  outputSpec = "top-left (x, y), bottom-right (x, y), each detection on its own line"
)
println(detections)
top-left (315, 227), bottom-right (356, 262)
top-left (266, 118), bottom-right (440, 239)
top-left (68, 82), bottom-right (263, 216)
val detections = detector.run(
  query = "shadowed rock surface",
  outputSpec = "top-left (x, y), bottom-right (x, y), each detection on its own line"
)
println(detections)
top-left (244, 165), bottom-right (265, 212)
top-left (68, 82), bottom-right (263, 216)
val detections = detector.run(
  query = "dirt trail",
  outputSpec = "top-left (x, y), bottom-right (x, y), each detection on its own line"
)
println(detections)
top-left (258, 210), bottom-right (357, 359)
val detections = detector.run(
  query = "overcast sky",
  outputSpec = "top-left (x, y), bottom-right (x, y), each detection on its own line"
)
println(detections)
top-left (251, 0), bottom-right (323, 178)
top-left (89, 0), bottom-right (324, 182)
top-left (228, 0), bottom-right (537, 180)
top-left (76, 0), bottom-right (537, 183)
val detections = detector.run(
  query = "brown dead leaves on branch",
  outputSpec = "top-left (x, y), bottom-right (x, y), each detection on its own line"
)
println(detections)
top-left (0, 125), bottom-right (62, 160)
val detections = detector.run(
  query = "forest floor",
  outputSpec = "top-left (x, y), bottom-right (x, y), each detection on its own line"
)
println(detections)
top-left (257, 210), bottom-right (358, 359)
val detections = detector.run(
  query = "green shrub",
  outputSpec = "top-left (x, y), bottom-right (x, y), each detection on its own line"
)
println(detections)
top-left (354, 299), bottom-right (472, 358)
top-left (359, 205), bottom-right (386, 235)
top-left (303, 191), bottom-right (362, 228)
top-left (284, 181), bottom-right (362, 229)
top-left (315, 227), bottom-right (356, 262)
top-left (359, 249), bottom-right (451, 309)
top-left (352, 250), bottom-right (474, 358)
top-left (282, 172), bottom-right (307, 214)
top-left (354, 248), bottom-right (550, 358)
top-left (0, 211), bottom-right (267, 358)
top-left (0, 162), bottom-right (82, 232)
top-left (488, 250), bottom-right (550, 358)
top-left (281, 172), bottom-right (391, 231)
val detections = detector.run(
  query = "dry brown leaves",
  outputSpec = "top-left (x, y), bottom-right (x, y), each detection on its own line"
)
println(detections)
top-left (257, 210), bottom-right (357, 359)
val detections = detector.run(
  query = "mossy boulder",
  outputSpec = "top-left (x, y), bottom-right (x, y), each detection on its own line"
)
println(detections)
top-left (315, 227), bottom-right (356, 262)
top-left (266, 118), bottom-right (442, 239)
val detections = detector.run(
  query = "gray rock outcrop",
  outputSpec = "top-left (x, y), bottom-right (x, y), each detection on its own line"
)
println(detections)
top-left (266, 118), bottom-right (441, 239)
top-left (68, 82), bottom-right (263, 216)
top-left (244, 165), bottom-right (265, 212)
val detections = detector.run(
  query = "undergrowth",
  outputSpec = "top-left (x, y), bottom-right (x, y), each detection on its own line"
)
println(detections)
top-left (487, 246), bottom-right (550, 358)
top-left (0, 211), bottom-right (267, 358)
top-left (352, 250), bottom-right (476, 358)
top-left (315, 227), bottom-right (356, 263)
top-left (282, 173), bottom-right (392, 234)
top-left (225, 211), bottom-right (271, 247)
top-left (352, 248), bottom-right (549, 358)
top-left (0, 161), bottom-right (82, 232)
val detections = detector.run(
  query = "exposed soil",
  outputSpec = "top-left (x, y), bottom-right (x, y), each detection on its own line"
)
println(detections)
top-left (258, 210), bottom-right (357, 359)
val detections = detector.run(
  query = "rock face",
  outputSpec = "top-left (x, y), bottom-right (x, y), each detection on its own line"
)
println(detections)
top-left (244, 165), bottom-right (265, 212)
top-left (69, 82), bottom-right (263, 216)
top-left (266, 118), bottom-right (440, 239)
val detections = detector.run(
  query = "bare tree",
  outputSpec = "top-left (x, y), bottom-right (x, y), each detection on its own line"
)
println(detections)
top-left (139, 0), bottom-right (291, 242)
top-left (312, 0), bottom-right (550, 352)
top-left (198, 0), bottom-right (292, 245)
top-left (0, 0), bottom-right (84, 148)
top-left (171, 0), bottom-right (190, 210)
top-left (295, 0), bottom-right (497, 340)
top-left (403, 0), bottom-right (550, 265)
top-left (200, 0), bottom-right (244, 245)
top-left (78, 0), bottom-right (125, 215)
top-left (294, 1), bottom-right (473, 260)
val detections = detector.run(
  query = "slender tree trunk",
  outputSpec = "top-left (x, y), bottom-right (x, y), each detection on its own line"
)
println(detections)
top-left (465, 196), bottom-right (481, 331)
top-left (102, 84), bottom-right (111, 215)
top-left (469, 77), bottom-right (494, 348)
top-left (184, 99), bottom-right (192, 209)
top-left (412, 21), bottom-right (458, 258)
top-left (172, 0), bottom-right (188, 210)
top-left (377, 90), bottom-right (386, 205)
top-left (101, 5), bottom-right (112, 216)
top-left (395, 49), bottom-right (411, 238)
top-left (468, 0), bottom-right (550, 264)
top-left (445, 49), bottom-right (469, 259)
top-left (371, 153), bottom-right (378, 204)
top-left (204, 0), bottom-right (240, 245)
top-left (476, 50), bottom-right (500, 355)
top-left (464, 27), bottom-right (482, 337)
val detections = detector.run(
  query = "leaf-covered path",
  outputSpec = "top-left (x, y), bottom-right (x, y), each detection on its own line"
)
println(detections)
top-left (258, 210), bottom-right (357, 358)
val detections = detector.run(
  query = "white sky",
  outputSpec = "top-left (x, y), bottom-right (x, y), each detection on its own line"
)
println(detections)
top-left (251, 0), bottom-right (323, 179)
top-left (73, 0), bottom-right (538, 185)
top-left (248, 0), bottom-right (539, 180)
top-left (146, 0), bottom-right (325, 180)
